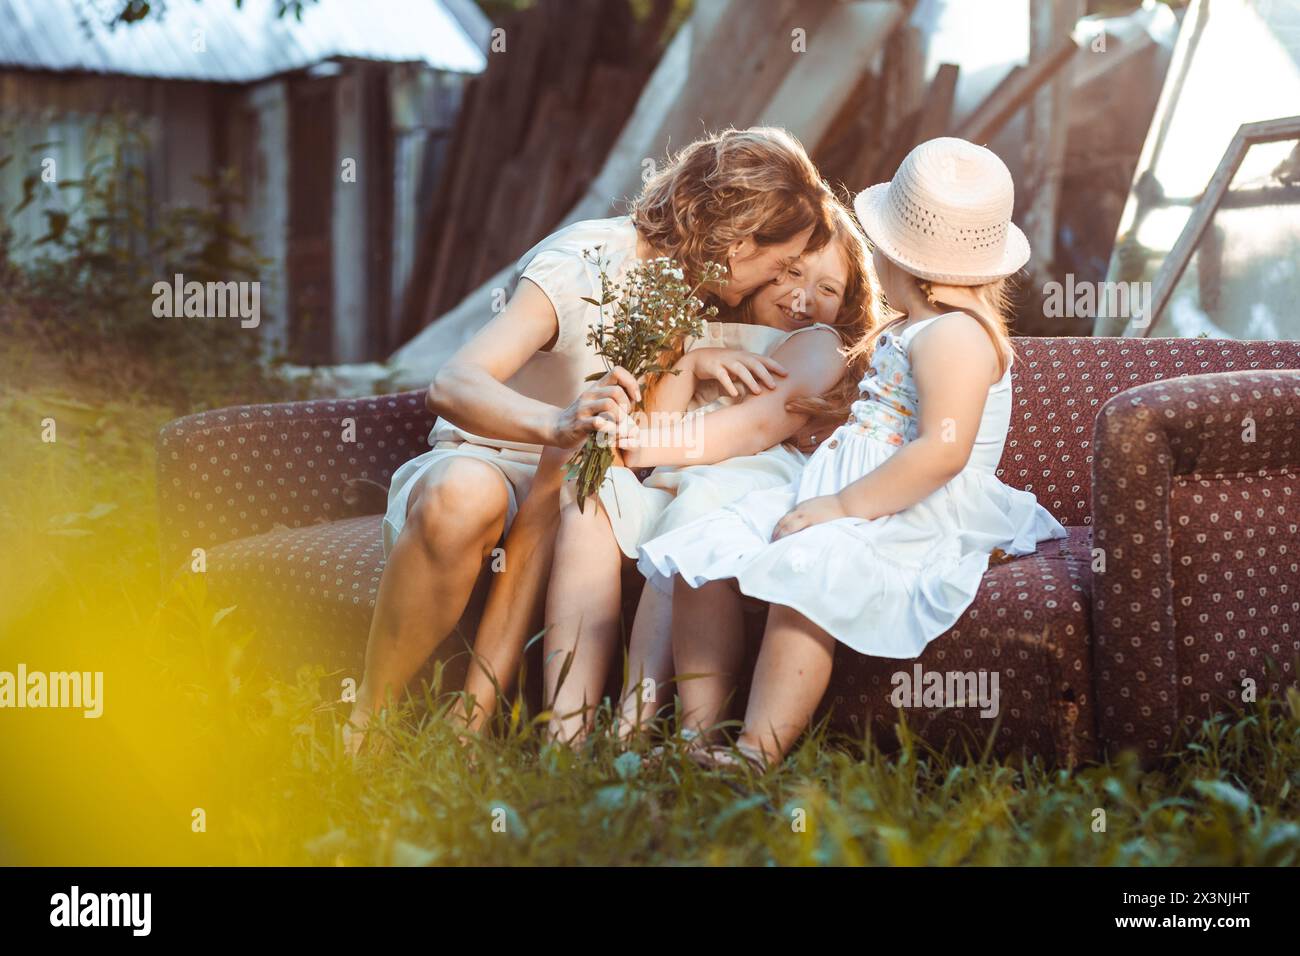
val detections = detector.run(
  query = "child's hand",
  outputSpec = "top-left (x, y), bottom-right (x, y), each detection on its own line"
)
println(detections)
top-left (771, 494), bottom-right (848, 541)
top-left (687, 348), bottom-right (788, 398)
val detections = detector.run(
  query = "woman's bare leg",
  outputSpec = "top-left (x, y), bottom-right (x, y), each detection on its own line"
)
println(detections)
top-left (543, 490), bottom-right (626, 744)
top-left (457, 446), bottom-right (569, 732)
top-left (616, 584), bottom-right (675, 740)
top-left (736, 603), bottom-right (836, 765)
top-left (347, 457), bottom-right (509, 752)
top-left (671, 577), bottom-right (747, 738)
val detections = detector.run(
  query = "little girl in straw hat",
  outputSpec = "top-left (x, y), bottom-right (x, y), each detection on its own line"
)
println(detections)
top-left (639, 137), bottom-right (1069, 768)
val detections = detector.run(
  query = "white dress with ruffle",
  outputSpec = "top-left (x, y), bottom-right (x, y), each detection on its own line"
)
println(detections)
top-left (638, 313), bottom-right (1069, 659)
top-left (599, 322), bottom-right (838, 586)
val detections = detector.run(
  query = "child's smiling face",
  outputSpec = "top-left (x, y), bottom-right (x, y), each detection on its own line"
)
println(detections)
top-left (749, 239), bottom-right (849, 332)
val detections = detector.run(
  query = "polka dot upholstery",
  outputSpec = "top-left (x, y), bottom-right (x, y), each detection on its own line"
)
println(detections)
top-left (207, 515), bottom-right (387, 671)
top-left (995, 338), bottom-right (1299, 526)
top-left (821, 525), bottom-right (1096, 764)
top-left (201, 514), bottom-right (474, 683)
top-left (155, 339), bottom-right (1300, 763)
top-left (1092, 369), bottom-right (1300, 757)
top-left (156, 391), bottom-right (435, 574)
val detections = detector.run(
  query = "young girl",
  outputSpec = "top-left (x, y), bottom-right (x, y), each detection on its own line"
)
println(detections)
top-left (543, 203), bottom-right (880, 744)
top-left (639, 138), bottom-right (1069, 767)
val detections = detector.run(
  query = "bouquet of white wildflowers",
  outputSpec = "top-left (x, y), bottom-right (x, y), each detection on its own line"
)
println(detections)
top-left (567, 248), bottom-right (726, 511)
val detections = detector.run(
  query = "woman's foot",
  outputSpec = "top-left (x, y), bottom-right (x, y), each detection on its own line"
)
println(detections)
top-left (342, 717), bottom-right (370, 758)
top-left (342, 704), bottom-right (393, 758)
top-left (689, 740), bottom-right (769, 773)
top-left (442, 704), bottom-right (484, 768)
top-left (342, 702), bottom-right (370, 757)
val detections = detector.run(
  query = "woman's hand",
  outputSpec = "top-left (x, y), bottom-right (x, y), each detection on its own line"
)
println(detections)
top-left (551, 367), bottom-right (641, 448)
top-left (771, 494), bottom-right (848, 541)
top-left (687, 348), bottom-right (788, 398)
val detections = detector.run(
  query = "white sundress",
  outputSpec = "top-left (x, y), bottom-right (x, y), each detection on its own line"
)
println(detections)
top-left (638, 313), bottom-right (1069, 659)
top-left (600, 322), bottom-right (841, 588)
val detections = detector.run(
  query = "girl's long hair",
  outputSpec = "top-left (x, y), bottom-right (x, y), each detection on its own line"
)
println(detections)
top-left (785, 202), bottom-right (885, 423)
top-left (845, 274), bottom-right (1018, 382)
top-left (631, 127), bottom-right (834, 288)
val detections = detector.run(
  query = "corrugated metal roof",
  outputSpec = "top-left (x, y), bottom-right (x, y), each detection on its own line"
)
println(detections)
top-left (0, 0), bottom-right (489, 82)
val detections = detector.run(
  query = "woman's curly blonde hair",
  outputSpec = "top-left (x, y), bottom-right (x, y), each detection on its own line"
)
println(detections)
top-left (631, 127), bottom-right (834, 287)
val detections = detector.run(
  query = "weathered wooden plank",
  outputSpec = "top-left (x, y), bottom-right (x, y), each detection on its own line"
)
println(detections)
top-left (915, 62), bottom-right (959, 143)
top-left (426, 5), bottom-right (543, 314)
top-left (398, 75), bottom-right (478, 343)
top-left (1021, 0), bottom-right (1085, 283)
top-left (849, 61), bottom-right (958, 190)
top-left (868, 107), bottom-right (920, 184)
top-left (843, 20), bottom-right (924, 187)
top-left (814, 66), bottom-right (883, 189)
top-left (571, 63), bottom-right (640, 207)
top-left (954, 37), bottom-right (1078, 146)
top-left (758, 0), bottom-right (905, 150)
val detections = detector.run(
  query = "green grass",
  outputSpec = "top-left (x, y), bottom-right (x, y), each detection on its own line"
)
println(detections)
top-left (2, 336), bottom-right (1299, 866)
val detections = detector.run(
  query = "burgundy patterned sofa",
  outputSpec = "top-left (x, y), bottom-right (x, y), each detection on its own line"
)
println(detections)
top-left (157, 337), bottom-right (1300, 765)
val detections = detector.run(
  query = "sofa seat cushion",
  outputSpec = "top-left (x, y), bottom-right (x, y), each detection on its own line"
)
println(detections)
top-left (204, 516), bottom-right (386, 673)
top-left (821, 525), bottom-right (1098, 765)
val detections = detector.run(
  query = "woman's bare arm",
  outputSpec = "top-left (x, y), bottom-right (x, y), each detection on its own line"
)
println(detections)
top-left (427, 278), bottom-right (640, 447)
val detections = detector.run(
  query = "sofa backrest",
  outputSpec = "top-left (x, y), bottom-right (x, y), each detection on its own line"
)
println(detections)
top-left (1000, 337), bottom-right (1300, 526)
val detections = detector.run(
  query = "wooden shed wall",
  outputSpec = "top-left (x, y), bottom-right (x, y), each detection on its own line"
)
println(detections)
top-left (1, 63), bottom-right (469, 364)
top-left (0, 71), bottom-right (218, 262)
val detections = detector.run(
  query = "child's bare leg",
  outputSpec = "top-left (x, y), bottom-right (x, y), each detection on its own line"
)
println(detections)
top-left (457, 446), bottom-right (568, 732)
top-left (617, 584), bottom-right (675, 740)
top-left (543, 491), bottom-right (625, 744)
top-left (671, 577), bottom-right (746, 738)
top-left (736, 603), bottom-right (836, 765)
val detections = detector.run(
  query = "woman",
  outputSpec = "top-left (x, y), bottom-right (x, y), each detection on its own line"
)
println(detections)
top-left (346, 127), bottom-right (833, 751)
top-left (544, 202), bottom-right (881, 743)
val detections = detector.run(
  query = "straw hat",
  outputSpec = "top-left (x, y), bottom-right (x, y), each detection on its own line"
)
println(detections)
top-left (853, 137), bottom-right (1030, 285)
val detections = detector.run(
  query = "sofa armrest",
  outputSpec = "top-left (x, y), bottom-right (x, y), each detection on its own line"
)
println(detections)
top-left (156, 390), bottom-right (436, 574)
top-left (1091, 369), bottom-right (1300, 757)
